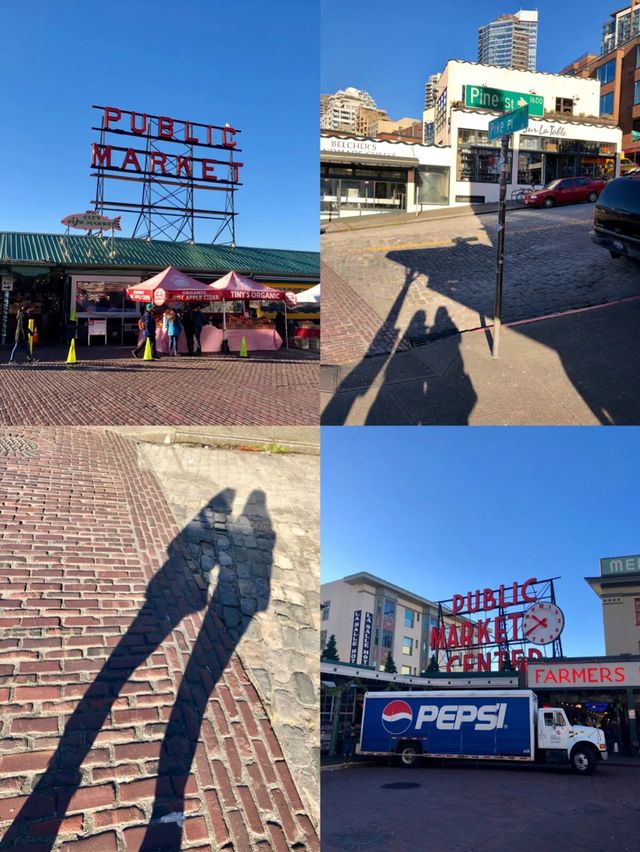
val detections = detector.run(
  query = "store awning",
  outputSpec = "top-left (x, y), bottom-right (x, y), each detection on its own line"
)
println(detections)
top-left (321, 152), bottom-right (419, 168)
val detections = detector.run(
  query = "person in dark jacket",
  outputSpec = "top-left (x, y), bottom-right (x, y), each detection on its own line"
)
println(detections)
top-left (182, 307), bottom-right (195, 355)
top-left (192, 308), bottom-right (204, 355)
top-left (132, 304), bottom-right (158, 359)
top-left (9, 306), bottom-right (35, 364)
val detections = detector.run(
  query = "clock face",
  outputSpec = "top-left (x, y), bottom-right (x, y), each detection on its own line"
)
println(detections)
top-left (522, 602), bottom-right (564, 646)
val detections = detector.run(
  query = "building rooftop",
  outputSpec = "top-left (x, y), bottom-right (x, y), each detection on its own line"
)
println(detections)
top-left (0, 232), bottom-right (319, 279)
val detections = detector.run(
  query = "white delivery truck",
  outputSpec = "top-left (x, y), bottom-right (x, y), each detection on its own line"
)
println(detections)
top-left (360, 689), bottom-right (607, 774)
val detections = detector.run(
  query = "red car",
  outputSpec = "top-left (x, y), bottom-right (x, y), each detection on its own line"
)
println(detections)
top-left (524, 176), bottom-right (606, 208)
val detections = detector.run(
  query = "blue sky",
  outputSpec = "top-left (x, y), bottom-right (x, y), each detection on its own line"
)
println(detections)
top-left (321, 428), bottom-right (640, 658)
top-left (321, 0), bottom-right (611, 118)
top-left (0, 0), bottom-right (318, 251)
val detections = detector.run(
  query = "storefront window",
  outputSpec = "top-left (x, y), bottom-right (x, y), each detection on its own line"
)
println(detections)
top-left (517, 152), bottom-right (544, 185)
top-left (596, 59), bottom-right (615, 84)
top-left (600, 92), bottom-right (614, 116)
top-left (457, 147), bottom-right (512, 184)
top-left (415, 166), bottom-right (449, 205)
top-left (635, 80), bottom-right (640, 105)
top-left (458, 129), bottom-right (501, 148)
top-left (3, 269), bottom-right (64, 344)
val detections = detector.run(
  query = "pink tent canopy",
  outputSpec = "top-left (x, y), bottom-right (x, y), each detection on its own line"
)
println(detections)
top-left (208, 271), bottom-right (285, 301)
top-left (126, 267), bottom-right (219, 306)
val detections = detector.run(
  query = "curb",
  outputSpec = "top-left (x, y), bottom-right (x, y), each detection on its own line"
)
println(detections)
top-left (108, 426), bottom-right (320, 455)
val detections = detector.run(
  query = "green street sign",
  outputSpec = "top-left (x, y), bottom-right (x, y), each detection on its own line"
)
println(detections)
top-left (464, 84), bottom-right (544, 117)
top-left (488, 105), bottom-right (530, 141)
top-left (600, 554), bottom-right (640, 576)
top-left (631, 130), bottom-right (640, 141)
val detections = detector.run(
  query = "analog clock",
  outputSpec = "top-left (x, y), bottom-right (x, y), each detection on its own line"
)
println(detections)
top-left (522, 602), bottom-right (564, 645)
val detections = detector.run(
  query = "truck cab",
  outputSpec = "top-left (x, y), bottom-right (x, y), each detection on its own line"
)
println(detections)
top-left (537, 707), bottom-right (607, 774)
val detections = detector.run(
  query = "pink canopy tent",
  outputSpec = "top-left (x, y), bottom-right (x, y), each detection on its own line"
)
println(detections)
top-left (208, 271), bottom-right (290, 347)
top-left (126, 266), bottom-right (219, 306)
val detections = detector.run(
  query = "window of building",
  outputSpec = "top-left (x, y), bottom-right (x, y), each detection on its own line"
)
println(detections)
top-left (382, 630), bottom-right (393, 649)
top-left (635, 598), bottom-right (640, 626)
top-left (401, 665), bottom-right (411, 675)
top-left (404, 608), bottom-right (415, 628)
top-left (635, 81), bottom-right (640, 105)
top-left (320, 630), bottom-right (327, 650)
top-left (600, 92), bottom-right (614, 116)
top-left (457, 148), bottom-right (512, 184)
top-left (636, 44), bottom-right (640, 68)
top-left (383, 599), bottom-right (396, 619)
top-left (322, 601), bottom-right (330, 621)
top-left (374, 629), bottom-right (379, 645)
top-left (555, 97), bottom-right (573, 115)
top-left (402, 637), bottom-right (413, 656)
top-left (596, 59), bottom-right (615, 84)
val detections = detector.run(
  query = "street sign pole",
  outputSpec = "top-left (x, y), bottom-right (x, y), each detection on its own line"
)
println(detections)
top-left (492, 133), bottom-right (510, 359)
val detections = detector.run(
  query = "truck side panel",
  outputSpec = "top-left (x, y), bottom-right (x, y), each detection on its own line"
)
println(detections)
top-left (361, 693), bottom-right (533, 758)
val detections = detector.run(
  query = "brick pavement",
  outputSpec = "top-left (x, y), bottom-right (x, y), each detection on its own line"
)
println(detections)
top-left (0, 349), bottom-right (319, 427)
top-left (322, 763), bottom-right (640, 851)
top-left (322, 204), bottom-right (640, 367)
top-left (0, 428), bottom-right (319, 851)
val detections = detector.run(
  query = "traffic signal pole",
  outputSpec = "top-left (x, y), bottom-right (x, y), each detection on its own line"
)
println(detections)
top-left (492, 133), bottom-right (510, 359)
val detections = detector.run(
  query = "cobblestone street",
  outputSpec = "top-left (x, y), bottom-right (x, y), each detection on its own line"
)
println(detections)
top-left (322, 204), bottom-right (639, 366)
top-left (0, 349), bottom-right (319, 427)
top-left (322, 763), bottom-right (640, 851)
top-left (0, 428), bottom-right (319, 851)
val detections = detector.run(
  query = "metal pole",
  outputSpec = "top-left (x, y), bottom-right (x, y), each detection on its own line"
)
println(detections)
top-left (284, 302), bottom-right (289, 350)
top-left (492, 133), bottom-right (510, 359)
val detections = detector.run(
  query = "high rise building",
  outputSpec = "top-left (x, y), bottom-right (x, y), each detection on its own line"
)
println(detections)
top-left (424, 73), bottom-right (441, 110)
top-left (601, 0), bottom-right (640, 53)
top-left (319, 87), bottom-right (388, 135)
top-left (477, 9), bottom-right (538, 71)
top-left (562, 1), bottom-right (640, 155)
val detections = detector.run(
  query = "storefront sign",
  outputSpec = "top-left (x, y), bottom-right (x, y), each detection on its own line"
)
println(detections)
top-left (1, 276), bottom-right (13, 292)
top-left (362, 612), bottom-right (373, 666)
top-left (528, 661), bottom-right (640, 688)
top-left (521, 121), bottom-right (568, 138)
top-left (350, 610), bottom-right (362, 664)
top-left (88, 319), bottom-right (107, 335)
top-left (600, 554), bottom-right (640, 576)
top-left (464, 85), bottom-right (544, 117)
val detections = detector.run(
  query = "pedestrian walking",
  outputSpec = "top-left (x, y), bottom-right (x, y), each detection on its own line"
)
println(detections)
top-left (163, 308), bottom-right (182, 356)
top-left (342, 722), bottom-right (358, 764)
top-left (132, 304), bottom-right (158, 359)
top-left (9, 306), bottom-right (35, 364)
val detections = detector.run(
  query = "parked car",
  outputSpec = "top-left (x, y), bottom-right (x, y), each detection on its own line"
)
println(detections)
top-left (523, 176), bottom-right (606, 208)
top-left (620, 157), bottom-right (638, 174)
top-left (592, 175), bottom-right (640, 261)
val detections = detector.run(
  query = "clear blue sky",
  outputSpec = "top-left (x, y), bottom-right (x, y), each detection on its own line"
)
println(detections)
top-left (0, 0), bottom-right (318, 251)
top-left (321, 0), bottom-right (610, 118)
top-left (321, 428), bottom-right (640, 658)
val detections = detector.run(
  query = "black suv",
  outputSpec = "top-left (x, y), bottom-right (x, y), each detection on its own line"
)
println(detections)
top-left (592, 175), bottom-right (640, 260)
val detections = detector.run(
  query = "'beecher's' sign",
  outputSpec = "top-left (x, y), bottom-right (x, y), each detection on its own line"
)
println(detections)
top-left (91, 106), bottom-right (243, 185)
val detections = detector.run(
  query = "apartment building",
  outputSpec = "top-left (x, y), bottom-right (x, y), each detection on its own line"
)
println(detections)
top-left (477, 10), bottom-right (538, 72)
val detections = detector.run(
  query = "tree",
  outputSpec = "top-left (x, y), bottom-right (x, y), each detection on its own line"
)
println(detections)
top-left (322, 634), bottom-right (340, 661)
top-left (426, 654), bottom-right (439, 673)
top-left (384, 652), bottom-right (397, 673)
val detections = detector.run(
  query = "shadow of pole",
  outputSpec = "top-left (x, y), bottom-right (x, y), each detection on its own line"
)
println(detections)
top-left (0, 488), bottom-right (274, 851)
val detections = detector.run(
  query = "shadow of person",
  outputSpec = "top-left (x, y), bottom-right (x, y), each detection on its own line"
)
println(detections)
top-left (0, 488), bottom-right (274, 851)
top-left (321, 268), bottom-right (419, 425)
top-left (364, 306), bottom-right (477, 425)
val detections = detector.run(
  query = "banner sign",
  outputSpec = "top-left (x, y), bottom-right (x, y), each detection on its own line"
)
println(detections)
top-left (350, 610), bottom-right (362, 664)
top-left (362, 612), bottom-right (373, 666)
top-left (600, 554), bottom-right (640, 576)
top-left (528, 661), bottom-right (640, 689)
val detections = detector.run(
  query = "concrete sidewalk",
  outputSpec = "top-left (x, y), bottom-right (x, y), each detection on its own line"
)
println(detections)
top-left (322, 297), bottom-right (640, 425)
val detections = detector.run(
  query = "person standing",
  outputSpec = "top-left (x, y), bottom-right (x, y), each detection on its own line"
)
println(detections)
top-left (182, 307), bottom-right (195, 355)
top-left (9, 306), bottom-right (35, 364)
top-left (163, 308), bottom-right (182, 356)
top-left (192, 307), bottom-right (204, 355)
top-left (132, 304), bottom-right (158, 359)
top-left (342, 722), bottom-right (357, 764)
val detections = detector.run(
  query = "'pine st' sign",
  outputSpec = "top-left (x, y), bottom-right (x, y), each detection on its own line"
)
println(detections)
top-left (465, 85), bottom-right (544, 117)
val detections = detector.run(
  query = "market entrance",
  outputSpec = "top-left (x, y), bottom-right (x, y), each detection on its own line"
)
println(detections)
top-left (538, 689), bottom-right (634, 756)
top-left (1, 268), bottom-right (65, 345)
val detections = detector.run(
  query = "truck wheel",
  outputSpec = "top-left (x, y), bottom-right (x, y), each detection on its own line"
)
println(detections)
top-left (397, 744), bottom-right (420, 767)
top-left (571, 746), bottom-right (596, 775)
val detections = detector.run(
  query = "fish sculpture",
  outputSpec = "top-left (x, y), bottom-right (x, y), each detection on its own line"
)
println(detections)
top-left (61, 211), bottom-right (122, 231)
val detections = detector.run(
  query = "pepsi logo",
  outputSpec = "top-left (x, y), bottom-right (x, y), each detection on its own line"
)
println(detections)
top-left (381, 699), bottom-right (413, 735)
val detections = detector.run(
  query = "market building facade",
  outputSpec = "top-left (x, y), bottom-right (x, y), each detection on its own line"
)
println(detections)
top-left (0, 232), bottom-right (319, 348)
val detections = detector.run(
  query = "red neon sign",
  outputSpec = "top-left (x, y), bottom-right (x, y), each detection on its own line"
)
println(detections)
top-left (451, 578), bottom-right (538, 615)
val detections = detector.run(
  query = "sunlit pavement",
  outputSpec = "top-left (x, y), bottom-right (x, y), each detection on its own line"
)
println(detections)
top-left (0, 347), bottom-right (319, 427)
